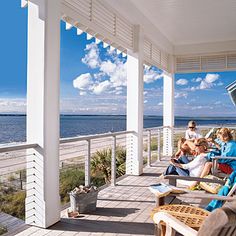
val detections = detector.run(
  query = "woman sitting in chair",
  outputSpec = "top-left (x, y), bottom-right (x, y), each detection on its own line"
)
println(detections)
top-left (189, 128), bottom-right (236, 189)
top-left (163, 138), bottom-right (208, 177)
top-left (198, 128), bottom-right (236, 176)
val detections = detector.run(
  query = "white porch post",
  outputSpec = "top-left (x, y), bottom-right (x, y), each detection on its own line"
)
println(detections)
top-left (126, 26), bottom-right (144, 175)
top-left (26, 0), bottom-right (61, 228)
top-left (163, 71), bottom-right (174, 156)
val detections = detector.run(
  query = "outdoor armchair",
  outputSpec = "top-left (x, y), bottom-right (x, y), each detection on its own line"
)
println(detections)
top-left (153, 201), bottom-right (236, 236)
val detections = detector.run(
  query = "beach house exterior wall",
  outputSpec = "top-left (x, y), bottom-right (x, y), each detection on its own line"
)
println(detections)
top-left (23, 0), bottom-right (236, 228)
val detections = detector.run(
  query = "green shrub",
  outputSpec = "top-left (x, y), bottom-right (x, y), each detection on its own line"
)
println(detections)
top-left (59, 167), bottom-right (85, 203)
top-left (0, 147), bottom-right (126, 218)
top-left (144, 137), bottom-right (160, 152)
top-left (0, 191), bottom-right (25, 220)
top-left (91, 176), bottom-right (106, 187)
top-left (91, 146), bottom-right (126, 183)
top-left (0, 225), bottom-right (7, 235)
top-left (7, 175), bottom-right (16, 182)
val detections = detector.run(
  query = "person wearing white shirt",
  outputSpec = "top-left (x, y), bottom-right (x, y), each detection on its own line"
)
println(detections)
top-left (164, 138), bottom-right (208, 177)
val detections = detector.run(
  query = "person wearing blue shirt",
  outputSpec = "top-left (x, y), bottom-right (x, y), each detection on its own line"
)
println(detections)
top-left (207, 128), bottom-right (236, 173)
top-left (197, 128), bottom-right (236, 179)
top-left (188, 128), bottom-right (236, 189)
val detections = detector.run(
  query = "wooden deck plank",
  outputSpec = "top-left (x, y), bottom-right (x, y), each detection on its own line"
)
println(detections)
top-left (13, 159), bottom-right (209, 236)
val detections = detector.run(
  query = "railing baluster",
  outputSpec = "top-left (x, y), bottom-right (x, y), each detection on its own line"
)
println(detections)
top-left (85, 139), bottom-right (91, 186)
top-left (147, 130), bottom-right (151, 167)
top-left (111, 135), bottom-right (116, 186)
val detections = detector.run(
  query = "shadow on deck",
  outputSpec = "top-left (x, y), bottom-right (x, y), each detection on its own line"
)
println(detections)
top-left (15, 158), bottom-right (202, 236)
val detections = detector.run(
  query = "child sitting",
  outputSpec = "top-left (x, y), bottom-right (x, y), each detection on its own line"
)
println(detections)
top-left (174, 120), bottom-right (202, 158)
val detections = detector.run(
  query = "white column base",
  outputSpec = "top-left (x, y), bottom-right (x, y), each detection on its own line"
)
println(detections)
top-left (163, 127), bottom-right (174, 156)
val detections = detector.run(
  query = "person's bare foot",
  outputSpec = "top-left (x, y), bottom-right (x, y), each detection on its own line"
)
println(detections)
top-left (157, 173), bottom-right (165, 180)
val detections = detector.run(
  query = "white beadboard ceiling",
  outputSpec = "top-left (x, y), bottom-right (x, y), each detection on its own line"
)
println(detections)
top-left (130, 0), bottom-right (236, 45)
top-left (104, 0), bottom-right (236, 55)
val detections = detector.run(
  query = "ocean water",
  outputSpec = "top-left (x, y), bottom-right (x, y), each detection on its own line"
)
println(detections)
top-left (1, 114), bottom-right (236, 144)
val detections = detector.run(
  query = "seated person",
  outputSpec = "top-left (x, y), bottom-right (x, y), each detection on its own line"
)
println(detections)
top-left (174, 120), bottom-right (202, 158)
top-left (189, 128), bottom-right (236, 189)
top-left (204, 127), bottom-right (236, 175)
top-left (164, 138), bottom-right (208, 177)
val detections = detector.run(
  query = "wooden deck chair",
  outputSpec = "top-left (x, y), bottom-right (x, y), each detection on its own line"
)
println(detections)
top-left (151, 180), bottom-right (236, 236)
top-left (164, 155), bottom-right (236, 187)
top-left (153, 200), bottom-right (236, 236)
top-left (211, 156), bottom-right (236, 176)
top-left (164, 174), bottom-right (225, 187)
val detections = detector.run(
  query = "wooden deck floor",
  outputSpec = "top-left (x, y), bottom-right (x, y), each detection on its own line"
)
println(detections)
top-left (10, 158), bottom-right (208, 236)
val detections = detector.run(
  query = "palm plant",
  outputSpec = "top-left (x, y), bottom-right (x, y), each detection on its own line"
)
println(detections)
top-left (91, 147), bottom-right (126, 183)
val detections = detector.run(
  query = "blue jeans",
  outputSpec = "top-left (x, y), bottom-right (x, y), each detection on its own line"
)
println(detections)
top-left (164, 156), bottom-right (190, 176)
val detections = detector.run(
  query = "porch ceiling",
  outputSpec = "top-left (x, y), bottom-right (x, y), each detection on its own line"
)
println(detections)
top-left (105, 0), bottom-right (236, 55)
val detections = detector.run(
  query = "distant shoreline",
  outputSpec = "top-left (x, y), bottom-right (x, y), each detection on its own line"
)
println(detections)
top-left (0, 113), bottom-right (236, 119)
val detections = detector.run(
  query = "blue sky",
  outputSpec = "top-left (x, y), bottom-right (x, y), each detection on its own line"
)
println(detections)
top-left (0, 1), bottom-right (236, 117)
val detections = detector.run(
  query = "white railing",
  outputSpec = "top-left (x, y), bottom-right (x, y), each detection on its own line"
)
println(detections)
top-left (60, 130), bottom-right (135, 186)
top-left (3, 125), bottom-right (236, 222)
top-left (4, 125), bottom-right (236, 184)
top-left (0, 127), bottom-right (165, 188)
top-left (2, 125), bottom-right (236, 185)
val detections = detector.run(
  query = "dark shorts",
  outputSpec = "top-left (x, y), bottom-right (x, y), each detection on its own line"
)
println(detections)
top-left (218, 163), bottom-right (233, 174)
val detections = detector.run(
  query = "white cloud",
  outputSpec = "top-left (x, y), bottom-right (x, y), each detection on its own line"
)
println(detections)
top-left (100, 60), bottom-right (116, 75)
top-left (176, 79), bottom-right (188, 86)
top-left (93, 80), bottom-right (111, 95)
top-left (205, 74), bottom-right (219, 83)
top-left (79, 91), bottom-right (87, 96)
top-left (144, 69), bottom-right (163, 83)
top-left (192, 77), bottom-right (202, 82)
top-left (60, 97), bottom-right (126, 115)
top-left (196, 77), bottom-right (202, 82)
top-left (158, 102), bottom-right (163, 106)
top-left (81, 43), bottom-right (100, 69)
top-left (0, 98), bottom-right (26, 113)
top-left (73, 73), bottom-right (93, 91)
top-left (108, 61), bottom-right (127, 87)
top-left (191, 105), bottom-right (203, 110)
top-left (199, 80), bottom-right (211, 90)
top-left (175, 92), bottom-right (188, 99)
top-left (75, 43), bottom-right (127, 95)
top-left (75, 42), bottom-right (164, 97)
top-left (186, 73), bottom-right (220, 91)
top-left (199, 74), bottom-right (220, 89)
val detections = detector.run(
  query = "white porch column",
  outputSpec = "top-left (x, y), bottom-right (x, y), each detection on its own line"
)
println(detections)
top-left (26, 0), bottom-right (61, 228)
top-left (126, 26), bottom-right (144, 175)
top-left (163, 71), bottom-right (175, 156)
